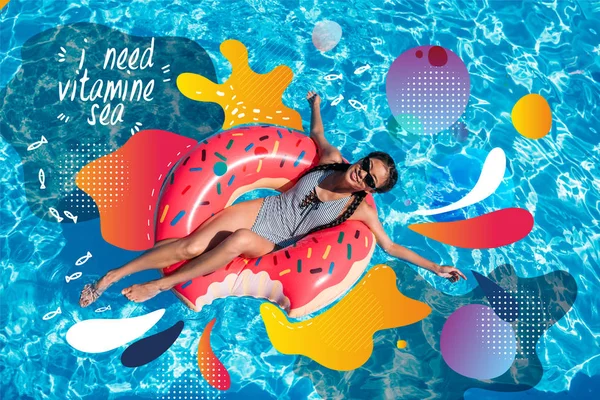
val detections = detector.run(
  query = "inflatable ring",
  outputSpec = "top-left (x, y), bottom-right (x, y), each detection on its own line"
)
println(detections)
top-left (155, 126), bottom-right (377, 317)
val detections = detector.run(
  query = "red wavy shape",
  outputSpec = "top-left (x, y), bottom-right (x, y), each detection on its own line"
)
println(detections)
top-left (197, 318), bottom-right (231, 391)
top-left (408, 208), bottom-right (534, 249)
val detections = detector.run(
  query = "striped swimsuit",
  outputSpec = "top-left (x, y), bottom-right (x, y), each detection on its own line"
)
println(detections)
top-left (250, 169), bottom-right (352, 249)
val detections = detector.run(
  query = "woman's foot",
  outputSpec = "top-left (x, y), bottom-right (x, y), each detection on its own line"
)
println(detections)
top-left (78, 270), bottom-right (119, 307)
top-left (121, 281), bottom-right (164, 303)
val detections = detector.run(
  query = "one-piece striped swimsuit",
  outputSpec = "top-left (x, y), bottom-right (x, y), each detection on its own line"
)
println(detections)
top-left (250, 169), bottom-right (352, 248)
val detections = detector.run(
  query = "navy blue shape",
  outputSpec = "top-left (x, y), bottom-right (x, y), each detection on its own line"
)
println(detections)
top-left (121, 321), bottom-right (184, 368)
top-left (472, 270), bottom-right (520, 322)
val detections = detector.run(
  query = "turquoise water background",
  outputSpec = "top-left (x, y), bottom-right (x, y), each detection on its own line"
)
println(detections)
top-left (1, 0), bottom-right (599, 399)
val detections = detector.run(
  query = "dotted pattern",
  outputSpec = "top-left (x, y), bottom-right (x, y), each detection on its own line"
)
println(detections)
top-left (397, 67), bottom-right (468, 135)
top-left (486, 290), bottom-right (519, 322)
top-left (58, 143), bottom-right (130, 213)
top-left (477, 307), bottom-right (516, 361)
top-left (158, 362), bottom-right (222, 400)
top-left (513, 292), bottom-right (547, 357)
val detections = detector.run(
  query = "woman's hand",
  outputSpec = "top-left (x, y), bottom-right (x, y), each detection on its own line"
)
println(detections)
top-left (435, 265), bottom-right (467, 283)
top-left (307, 91), bottom-right (321, 108)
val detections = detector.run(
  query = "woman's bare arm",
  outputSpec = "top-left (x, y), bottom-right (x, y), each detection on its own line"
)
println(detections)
top-left (349, 202), bottom-right (467, 282)
top-left (306, 91), bottom-right (342, 165)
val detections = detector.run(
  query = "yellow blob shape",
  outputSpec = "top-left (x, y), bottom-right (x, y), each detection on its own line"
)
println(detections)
top-left (176, 40), bottom-right (302, 131)
top-left (260, 265), bottom-right (431, 371)
top-left (511, 94), bottom-right (552, 139)
top-left (396, 340), bottom-right (407, 349)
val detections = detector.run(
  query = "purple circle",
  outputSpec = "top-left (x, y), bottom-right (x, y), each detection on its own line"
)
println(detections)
top-left (385, 45), bottom-right (470, 136)
top-left (441, 304), bottom-right (516, 379)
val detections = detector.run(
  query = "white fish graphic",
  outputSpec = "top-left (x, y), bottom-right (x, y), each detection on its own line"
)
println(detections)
top-left (353, 65), bottom-right (371, 75)
top-left (27, 135), bottom-right (48, 151)
top-left (324, 73), bottom-right (343, 81)
top-left (49, 207), bottom-right (64, 222)
top-left (94, 305), bottom-right (111, 313)
top-left (348, 99), bottom-right (367, 111)
top-left (75, 251), bottom-right (93, 266)
top-left (331, 94), bottom-right (344, 106)
top-left (39, 169), bottom-right (46, 189)
top-left (65, 272), bottom-right (82, 283)
top-left (64, 210), bottom-right (78, 224)
top-left (43, 306), bottom-right (61, 321)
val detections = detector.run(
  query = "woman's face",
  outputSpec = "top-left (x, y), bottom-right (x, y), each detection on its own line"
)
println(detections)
top-left (345, 157), bottom-right (389, 193)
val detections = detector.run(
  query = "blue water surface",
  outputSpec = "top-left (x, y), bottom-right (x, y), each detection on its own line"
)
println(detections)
top-left (1, 0), bottom-right (600, 399)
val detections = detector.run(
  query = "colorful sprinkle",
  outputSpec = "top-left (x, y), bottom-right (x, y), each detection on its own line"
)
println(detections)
top-left (170, 210), bottom-right (186, 226)
top-left (257, 159), bottom-right (263, 173)
top-left (323, 245), bottom-right (331, 260)
top-left (310, 268), bottom-right (322, 274)
top-left (277, 130), bottom-right (283, 138)
top-left (365, 236), bottom-right (368, 247)
top-left (295, 139), bottom-right (302, 147)
top-left (201, 149), bottom-right (206, 161)
top-left (307, 248), bottom-right (312, 259)
top-left (294, 151), bottom-right (306, 167)
top-left (182, 185), bottom-right (191, 195)
top-left (254, 147), bottom-right (268, 158)
top-left (273, 256), bottom-right (278, 266)
top-left (337, 232), bottom-right (345, 244)
top-left (202, 139), bottom-right (209, 145)
top-left (255, 257), bottom-right (262, 266)
top-left (159, 205), bottom-right (170, 223)
top-left (297, 259), bottom-right (302, 273)
top-left (216, 183), bottom-right (221, 195)
top-left (272, 140), bottom-right (280, 156)
top-left (312, 237), bottom-right (319, 244)
top-left (279, 269), bottom-right (291, 276)
top-left (227, 175), bottom-right (235, 186)
top-left (232, 133), bottom-right (244, 136)
top-left (245, 143), bottom-right (254, 152)
top-left (280, 158), bottom-right (286, 168)
top-left (226, 139), bottom-right (234, 149)
top-left (354, 230), bottom-right (360, 239)
top-left (285, 250), bottom-right (291, 259)
top-left (215, 152), bottom-right (227, 161)
top-left (259, 135), bottom-right (269, 141)
top-left (213, 162), bottom-right (228, 176)
top-left (200, 201), bottom-right (210, 206)
top-left (169, 173), bottom-right (175, 185)
top-left (328, 262), bottom-right (335, 274)
top-left (347, 244), bottom-right (352, 260)
top-left (190, 167), bottom-right (203, 172)
top-left (182, 280), bottom-right (193, 289)
top-left (183, 156), bottom-right (190, 166)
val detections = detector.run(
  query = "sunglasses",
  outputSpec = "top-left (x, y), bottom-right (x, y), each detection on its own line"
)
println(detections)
top-left (360, 157), bottom-right (377, 190)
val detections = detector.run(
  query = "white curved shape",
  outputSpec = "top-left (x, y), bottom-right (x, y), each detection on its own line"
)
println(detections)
top-left (66, 309), bottom-right (165, 353)
top-left (414, 148), bottom-right (506, 216)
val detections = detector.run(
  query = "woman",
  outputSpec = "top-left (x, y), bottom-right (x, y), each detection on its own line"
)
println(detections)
top-left (79, 91), bottom-right (466, 307)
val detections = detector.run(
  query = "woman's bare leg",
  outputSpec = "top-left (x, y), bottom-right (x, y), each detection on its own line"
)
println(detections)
top-left (79, 198), bottom-right (264, 307)
top-left (122, 228), bottom-right (276, 303)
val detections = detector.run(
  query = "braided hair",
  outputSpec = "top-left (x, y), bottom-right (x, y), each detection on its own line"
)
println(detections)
top-left (297, 151), bottom-right (398, 236)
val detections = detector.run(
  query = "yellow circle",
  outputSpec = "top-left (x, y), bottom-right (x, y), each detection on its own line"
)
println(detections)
top-left (511, 94), bottom-right (552, 139)
top-left (396, 340), bottom-right (407, 349)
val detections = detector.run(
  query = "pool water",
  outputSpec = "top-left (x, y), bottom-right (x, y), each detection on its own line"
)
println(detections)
top-left (1, 0), bottom-right (599, 399)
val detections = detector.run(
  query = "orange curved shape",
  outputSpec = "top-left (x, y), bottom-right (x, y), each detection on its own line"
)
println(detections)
top-left (408, 208), bottom-right (534, 249)
top-left (197, 318), bottom-right (230, 391)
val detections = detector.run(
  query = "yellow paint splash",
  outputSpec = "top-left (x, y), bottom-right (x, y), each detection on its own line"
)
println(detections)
top-left (176, 40), bottom-right (302, 131)
top-left (260, 265), bottom-right (431, 371)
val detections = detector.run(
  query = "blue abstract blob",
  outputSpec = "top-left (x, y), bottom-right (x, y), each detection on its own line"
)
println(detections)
top-left (121, 321), bottom-right (184, 368)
